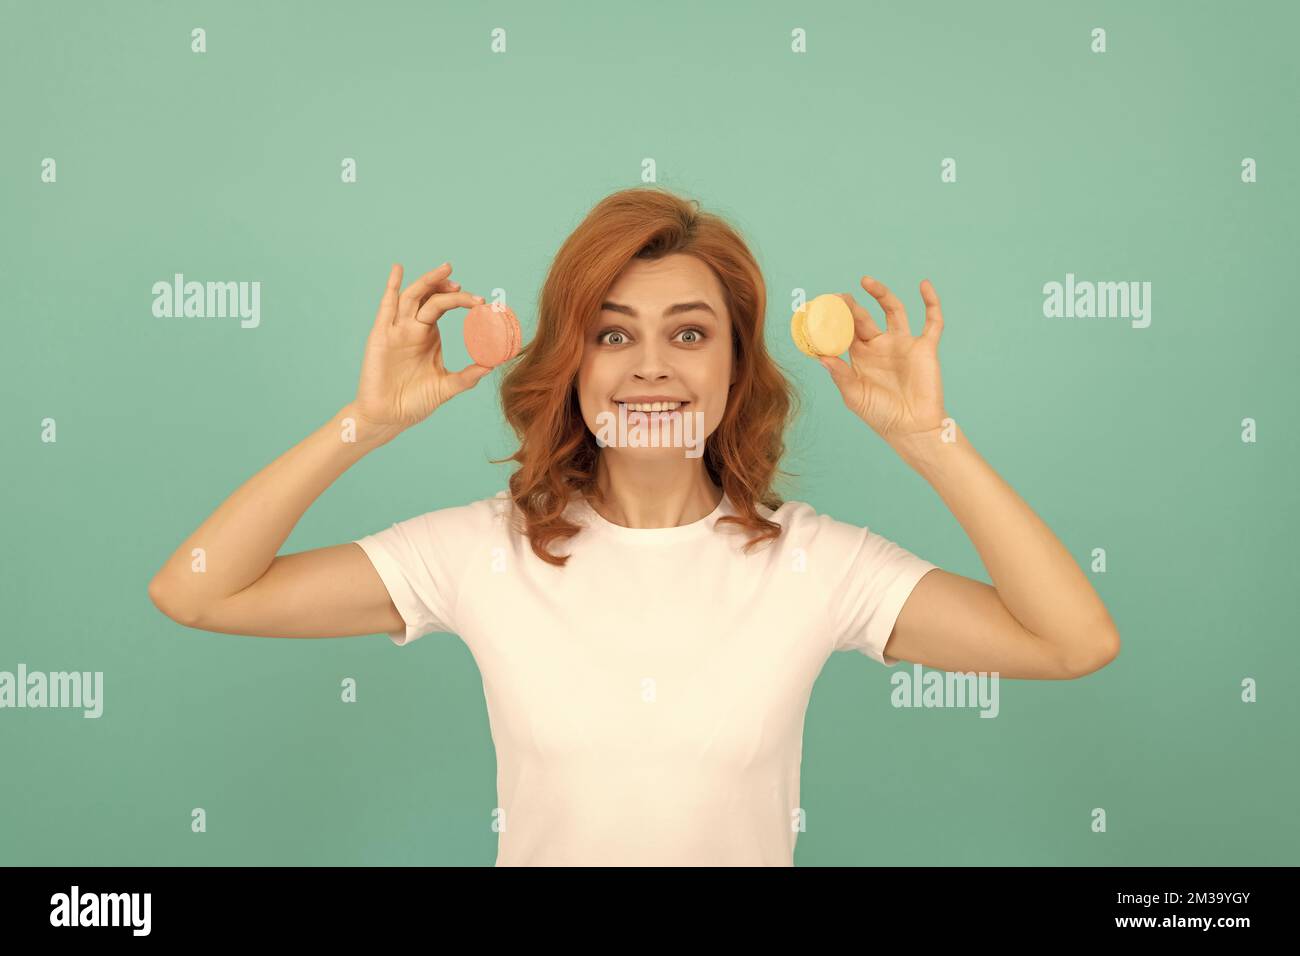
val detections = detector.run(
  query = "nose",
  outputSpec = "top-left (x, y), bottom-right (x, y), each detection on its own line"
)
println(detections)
top-left (630, 338), bottom-right (673, 385)
top-left (632, 369), bottom-right (671, 386)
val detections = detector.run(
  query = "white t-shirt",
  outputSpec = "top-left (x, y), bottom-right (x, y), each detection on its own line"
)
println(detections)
top-left (353, 489), bottom-right (939, 866)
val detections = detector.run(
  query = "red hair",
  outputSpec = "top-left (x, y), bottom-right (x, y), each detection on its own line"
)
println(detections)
top-left (492, 185), bottom-right (801, 566)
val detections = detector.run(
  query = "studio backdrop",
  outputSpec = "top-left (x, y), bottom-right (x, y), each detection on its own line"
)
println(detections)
top-left (2, 0), bottom-right (1295, 866)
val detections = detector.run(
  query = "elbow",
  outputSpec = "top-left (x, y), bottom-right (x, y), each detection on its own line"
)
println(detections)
top-left (148, 576), bottom-right (204, 629)
top-left (1061, 628), bottom-right (1121, 679)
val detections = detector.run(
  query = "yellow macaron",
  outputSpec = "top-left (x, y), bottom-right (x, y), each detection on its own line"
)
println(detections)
top-left (791, 294), bottom-right (854, 358)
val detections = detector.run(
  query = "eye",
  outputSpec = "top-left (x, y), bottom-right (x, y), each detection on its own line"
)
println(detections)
top-left (596, 327), bottom-right (707, 346)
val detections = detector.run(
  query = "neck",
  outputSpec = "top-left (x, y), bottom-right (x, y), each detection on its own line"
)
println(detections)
top-left (589, 455), bottom-right (723, 529)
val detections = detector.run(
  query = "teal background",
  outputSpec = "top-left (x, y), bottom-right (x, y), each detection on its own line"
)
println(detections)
top-left (2, 0), bottom-right (1296, 866)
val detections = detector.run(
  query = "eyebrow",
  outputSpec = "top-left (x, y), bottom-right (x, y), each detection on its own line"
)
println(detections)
top-left (600, 300), bottom-right (717, 319)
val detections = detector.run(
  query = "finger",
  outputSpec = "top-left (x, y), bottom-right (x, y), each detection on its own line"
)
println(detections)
top-left (373, 263), bottom-right (403, 331)
top-left (414, 290), bottom-right (487, 326)
top-left (396, 262), bottom-right (455, 325)
top-left (443, 362), bottom-right (495, 399)
top-left (835, 292), bottom-right (884, 343)
top-left (919, 279), bottom-right (944, 343)
top-left (861, 276), bottom-right (911, 336)
top-left (819, 354), bottom-right (855, 392)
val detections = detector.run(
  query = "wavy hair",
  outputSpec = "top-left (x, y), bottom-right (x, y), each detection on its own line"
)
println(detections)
top-left (492, 185), bottom-right (801, 566)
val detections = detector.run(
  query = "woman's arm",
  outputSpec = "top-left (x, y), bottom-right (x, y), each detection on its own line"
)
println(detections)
top-left (819, 276), bottom-right (1120, 680)
top-left (147, 403), bottom-right (402, 636)
top-left (885, 422), bottom-right (1119, 679)
top-left (147, 261), bottom-right (493, 638)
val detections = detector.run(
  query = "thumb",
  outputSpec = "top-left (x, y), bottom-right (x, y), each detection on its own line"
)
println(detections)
top-left (819, 355), bottom-right (854, 392)
top-left (446, 362), bottom-right (495, 398)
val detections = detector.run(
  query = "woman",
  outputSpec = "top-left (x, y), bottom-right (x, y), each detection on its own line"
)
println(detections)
top-left (148, 186), bottom-right (1120, 866)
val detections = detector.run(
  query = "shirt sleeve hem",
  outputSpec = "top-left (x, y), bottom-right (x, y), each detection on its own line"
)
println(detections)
top-left (352, 538), bottom-right (431, 646)
top-left (863, 563), bottom-right (940, 666)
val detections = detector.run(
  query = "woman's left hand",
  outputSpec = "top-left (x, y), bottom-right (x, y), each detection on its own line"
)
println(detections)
top-left (819, 276), bottom-right (949, 448)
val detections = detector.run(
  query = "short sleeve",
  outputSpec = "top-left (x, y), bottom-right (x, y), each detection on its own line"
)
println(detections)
top-left (352, 494), bottom-right (503, 646)
top-left (819, 516), bottom-right (940, 666)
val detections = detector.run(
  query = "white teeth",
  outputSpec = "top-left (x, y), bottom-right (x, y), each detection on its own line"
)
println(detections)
top-left (619, 401), bottom-right (682, 412)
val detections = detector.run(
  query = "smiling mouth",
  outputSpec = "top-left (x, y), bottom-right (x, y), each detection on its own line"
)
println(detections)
top-left (614, 401), bottom-right (690, 416)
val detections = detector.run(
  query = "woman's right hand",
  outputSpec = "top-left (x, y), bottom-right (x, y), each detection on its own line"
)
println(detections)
top-left (353, 262), bottom-right (494, 440)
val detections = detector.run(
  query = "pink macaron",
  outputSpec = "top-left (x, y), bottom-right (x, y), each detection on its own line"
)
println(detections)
top-left (463, 302), bottom-right (522, 368)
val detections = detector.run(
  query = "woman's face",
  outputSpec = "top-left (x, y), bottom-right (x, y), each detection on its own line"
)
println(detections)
top-left (576, 253), bottom-right (734, 461)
